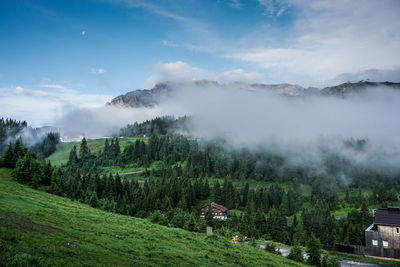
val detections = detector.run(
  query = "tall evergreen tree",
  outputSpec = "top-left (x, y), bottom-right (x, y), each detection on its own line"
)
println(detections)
top-left (69, 145), bottom-right (78, 165)
top-left (2, 142), bottom-right (14, 168)
top-left (79, 138), bottom-right (90, 158)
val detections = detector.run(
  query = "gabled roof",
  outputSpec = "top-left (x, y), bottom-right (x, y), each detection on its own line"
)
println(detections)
top-left (374, 207), bottom-right (400, 226)
top-left (201, 202), bottom-right (228, 212)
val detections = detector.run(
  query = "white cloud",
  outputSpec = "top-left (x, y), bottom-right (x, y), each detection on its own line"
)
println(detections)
top-left (145, 61), bottom-right (264, 87)
top-left (91, 68), bottom-right (105, 75)
top-left (40, 84), bottom-right (66, 90)
top-left (227, 0), bottom-right (400, 86)
top-left (257, 0), bottom-right (289, 17)
top-left (0, 86), bottom-right (112, 127)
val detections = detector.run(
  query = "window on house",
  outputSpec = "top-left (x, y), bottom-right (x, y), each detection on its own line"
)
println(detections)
top-left (397, 228), bottom-right (399, 234)
top-left (372, 240), bottom-right (378, 246)
top-left (383, 240), bottom-right (389, 247)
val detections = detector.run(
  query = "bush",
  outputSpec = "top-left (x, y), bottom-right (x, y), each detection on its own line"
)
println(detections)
top-left (287, 245), bottom-right (304, 262)
top-left (264, 243), bottom-right (280, 255)
top-left (321, 254), bottom-right (340, 267)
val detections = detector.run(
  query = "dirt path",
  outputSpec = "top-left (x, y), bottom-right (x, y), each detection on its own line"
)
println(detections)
top-left (118, 171), bottom-right (144, 176)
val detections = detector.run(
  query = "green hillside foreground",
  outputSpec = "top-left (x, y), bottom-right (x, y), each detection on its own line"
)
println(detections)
top-left (46, 137), bottom-right (140, 166)
top-left (0, 168), bottom-right (306, 267)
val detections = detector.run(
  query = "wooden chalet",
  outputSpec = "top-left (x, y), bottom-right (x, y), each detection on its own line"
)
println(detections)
top-left (365, 207), bottom-right (400, 258)
top-left (199, 202), bottom-right (228, 220)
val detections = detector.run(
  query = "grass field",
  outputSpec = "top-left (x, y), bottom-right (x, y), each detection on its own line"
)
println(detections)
top-left (46, 137), bottom-right (141, 166)
top-left (0, 168), bottom-right (307, 266)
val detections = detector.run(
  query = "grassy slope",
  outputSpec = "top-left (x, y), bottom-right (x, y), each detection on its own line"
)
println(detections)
top-left (0, 168), bottom-right (307, 267)
top-left (46, 137), bottom-right (141, 166)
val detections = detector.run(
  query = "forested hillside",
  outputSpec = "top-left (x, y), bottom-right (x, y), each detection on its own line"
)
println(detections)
top-left (2, 116), bottom-right (400, 266)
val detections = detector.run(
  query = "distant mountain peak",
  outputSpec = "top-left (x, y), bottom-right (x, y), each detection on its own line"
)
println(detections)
top-left (106, 81), bottom-right (309, 108)
top-left (320, 81), bottom-right (400, 96)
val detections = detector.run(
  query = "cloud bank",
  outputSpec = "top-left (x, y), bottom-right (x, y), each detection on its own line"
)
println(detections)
top-left (145, 61), bottom-right (264, 87)
top-left (0, 86), bottom-right (112, 127)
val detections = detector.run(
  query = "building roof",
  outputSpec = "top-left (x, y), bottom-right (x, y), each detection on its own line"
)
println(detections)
top-left (374, 207), bottom-right (400, 226)
top-left (201, 202), bottom-right (228, 213)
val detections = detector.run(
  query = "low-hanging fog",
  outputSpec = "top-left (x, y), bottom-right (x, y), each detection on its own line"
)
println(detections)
top-left (159, 83), bottom-right (400, 169)
top-left (55, 81), bottom-right (400, 169)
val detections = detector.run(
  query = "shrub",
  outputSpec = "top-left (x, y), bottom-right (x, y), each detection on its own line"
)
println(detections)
top-left (287, 245), bottom-right (304, 262)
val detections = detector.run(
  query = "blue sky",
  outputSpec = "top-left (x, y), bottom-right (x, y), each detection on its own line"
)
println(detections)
top-left (1, 0), bottom-right (400, 126)
top-left (0, 0), bottom-right (290, 94)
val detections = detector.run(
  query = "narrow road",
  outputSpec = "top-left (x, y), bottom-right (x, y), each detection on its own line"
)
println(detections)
top-left (258, 243), bottom-right (385, 267)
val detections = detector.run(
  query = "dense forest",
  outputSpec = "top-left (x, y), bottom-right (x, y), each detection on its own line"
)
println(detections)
top-left (0, 117), bottom-right (60, 158)
top-left (0, 118), bottom-right (27, 154)
top-left (2, 116), bottom-right (399, 266)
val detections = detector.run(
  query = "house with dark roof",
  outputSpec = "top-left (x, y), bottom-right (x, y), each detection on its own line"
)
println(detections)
top-left (365, 207), bottom-right (400, 259)
top-left (199, 202), bottom-right (228, 220)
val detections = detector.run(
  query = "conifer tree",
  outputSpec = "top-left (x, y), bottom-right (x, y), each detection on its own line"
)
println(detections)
top-left (293, 220), bottom-right (307, 246)
top-left (214, 181), bottom-right (222, 204)
top-left (185, 212), bottom-right (198, 232)
top-left (79, 138), bottom-right (90, 158)
top-left (13, 139), bottom-right (25, 163)
top-left (68, 145), bottom-right (78, 165)
top-left (306, 234), bottom-right (322, 267)
top-left (114, 138), bottom-right (120, 157)
top-left (2, 142), bottom-right (15, 168)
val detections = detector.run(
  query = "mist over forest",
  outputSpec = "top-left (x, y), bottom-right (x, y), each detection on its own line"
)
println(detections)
top-left (52, 81), bottom-right (400, 175)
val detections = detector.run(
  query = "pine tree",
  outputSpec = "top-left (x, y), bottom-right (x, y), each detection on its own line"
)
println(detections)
top-left (185, 212), bottom-right (198, 232)
top-left (2, 142), bottom-right (15, 168)
top-left (306, 234), bottom-right (322, 267)
top-left (293, 221), bottom-right (307, 246)
top-left (68, 145), bottom-right (78, 165)
top-left (254, 208), bottom-right (267, 237)
top-left (114, 138), bottom-right (121, 157)
top-left (50, 169), bottom-right (62, 195)
top-left (104, 139), bottom-right (110, 158)
top-left (202, 179), bottom-right (210, 199)
top-left (13, 152), bottom-right (38, 185)
top-left (79, 138), bottom-right (90, 158)
top-left (161, 196), bottom-right (172, 211)
top-left (13, 139), bottom-right (25, 163)
top-left (242, 183), bottom-right (249, 206)
top-left (266, 209), bottom-right (287, 243)
top-left (214, 181), bottom-right (222, 204)
top-left (89, 191), bottom-right (98, 208)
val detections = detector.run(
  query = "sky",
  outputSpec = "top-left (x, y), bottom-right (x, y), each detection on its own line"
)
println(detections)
top-left (1, 0), bottom-right (400, 126)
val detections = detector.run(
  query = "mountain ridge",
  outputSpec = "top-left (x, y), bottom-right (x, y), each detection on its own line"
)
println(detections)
top-left (106, 80), bottom-right (400, 108)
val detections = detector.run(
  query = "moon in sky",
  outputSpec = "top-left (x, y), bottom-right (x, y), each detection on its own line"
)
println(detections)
top-left (81, 31), bottom-right (86, 36)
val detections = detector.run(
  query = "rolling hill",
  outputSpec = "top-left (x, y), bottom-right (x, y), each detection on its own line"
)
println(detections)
top-left (0, 168), bottom-right (306, 266)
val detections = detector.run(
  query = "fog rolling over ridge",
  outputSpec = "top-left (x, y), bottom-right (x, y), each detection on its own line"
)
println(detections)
top-left (57, 81), bottom-right (400, 168)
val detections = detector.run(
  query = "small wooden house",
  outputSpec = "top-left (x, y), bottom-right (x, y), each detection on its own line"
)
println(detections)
top-left (200, 202), bottom-right (228, 220)
top-left (365, 207), bottom-right (400, 258)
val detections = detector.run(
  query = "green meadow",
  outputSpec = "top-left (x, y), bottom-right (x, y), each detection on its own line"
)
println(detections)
top-left (0, 168), bottom-right (306, 266)
top-left (46, 137), bottom-right (141, 166)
